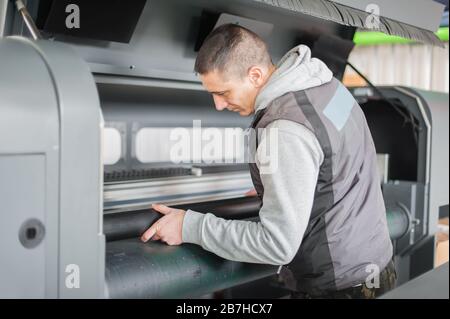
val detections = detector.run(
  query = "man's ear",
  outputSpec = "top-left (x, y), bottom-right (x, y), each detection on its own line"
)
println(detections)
top-left (247, 66), bottom-right (265, 88)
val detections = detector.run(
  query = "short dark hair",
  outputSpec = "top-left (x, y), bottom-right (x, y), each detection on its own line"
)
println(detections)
top-left (194, 23), bottom-right (272, 78)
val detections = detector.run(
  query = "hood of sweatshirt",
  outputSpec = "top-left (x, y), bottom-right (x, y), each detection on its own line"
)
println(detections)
top-left (254, 44), bottom-right (333, 112)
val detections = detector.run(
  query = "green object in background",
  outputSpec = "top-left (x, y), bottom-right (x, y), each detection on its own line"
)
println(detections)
top-left (354, 27), bottom-right (449, 46)
top-left (436, 27), bottom-right (449, 42)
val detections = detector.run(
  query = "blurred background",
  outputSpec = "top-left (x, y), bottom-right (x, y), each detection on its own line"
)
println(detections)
top-left (344, 0), bottom-right (449, 93)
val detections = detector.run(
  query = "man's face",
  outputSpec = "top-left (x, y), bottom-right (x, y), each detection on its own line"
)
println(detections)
top-left (199, 70), bottom-right (259, 117)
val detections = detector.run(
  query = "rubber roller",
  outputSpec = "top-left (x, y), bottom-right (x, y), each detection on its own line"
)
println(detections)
top-left (386, 203), bottom-right (411, 240)
top-left (105, 238), bottom-right (278, 298)
top-left (104, 196), bottom-right (262, 242)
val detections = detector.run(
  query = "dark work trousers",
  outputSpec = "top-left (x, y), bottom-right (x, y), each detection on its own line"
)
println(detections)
top-left (290, 260), bottom-right (397, 299)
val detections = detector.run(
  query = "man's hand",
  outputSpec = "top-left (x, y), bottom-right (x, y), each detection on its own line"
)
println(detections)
top-left (140, 204), bottom-right (186, 245)
top-left (245, 188), bottom-right (258, 197)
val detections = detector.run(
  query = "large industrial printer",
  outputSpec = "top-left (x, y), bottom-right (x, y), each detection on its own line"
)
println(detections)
top-left (0, 0), bottom-right (448, 298)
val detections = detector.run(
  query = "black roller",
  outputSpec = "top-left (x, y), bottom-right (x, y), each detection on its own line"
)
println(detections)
top-left (105, 238), bottom-right (278, 298)
top-left (386, 204), bottom-right (411, 240)
top-left (104, 196), bottom-right (262, 242)
top-left (103, 197), bottom-right (411, 299)
top-left (104, 196), bottom-right (410, 241)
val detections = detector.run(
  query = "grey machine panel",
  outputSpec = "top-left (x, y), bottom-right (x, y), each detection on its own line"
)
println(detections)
top-left (413, 89), bottom-right (449, 235)
top-left (0, 37), bottom-right (104, 298)
top-left (0, 37), bottom-right (59, 298)
top-left (380, 262), bottom-right (449, 299)
top-left (7, 0), bottom-right (357, 82)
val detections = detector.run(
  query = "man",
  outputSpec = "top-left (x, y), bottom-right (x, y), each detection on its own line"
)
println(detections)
top-left (141, 24), bottom-right (396, 299)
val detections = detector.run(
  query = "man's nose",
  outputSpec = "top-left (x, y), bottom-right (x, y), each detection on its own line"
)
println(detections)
top-left (213, 95), bottom-right (228, 111)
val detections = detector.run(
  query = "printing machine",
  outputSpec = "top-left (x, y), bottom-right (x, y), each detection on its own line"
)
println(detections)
top-left (0, 0), bottom-right (448, 298)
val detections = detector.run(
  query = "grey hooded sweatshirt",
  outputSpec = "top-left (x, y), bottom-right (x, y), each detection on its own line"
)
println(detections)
top-left (183, 45), bottom-right (333, 264)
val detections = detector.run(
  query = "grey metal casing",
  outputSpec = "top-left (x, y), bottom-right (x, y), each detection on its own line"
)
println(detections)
top-left (413, 89), bottom-right (449, 235)
top-left (0, 37), bottom-right (104, 298)
top-left (389, 87), bottom-right (449, 238)
top-left (5, 0), bottom-right (354, 82)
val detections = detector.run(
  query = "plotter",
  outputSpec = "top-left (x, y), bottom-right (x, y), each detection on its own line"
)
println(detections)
top-left (0, 0), bottom-right (448, 298)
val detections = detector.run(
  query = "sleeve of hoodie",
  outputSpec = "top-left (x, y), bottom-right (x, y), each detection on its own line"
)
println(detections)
top-left (181, 119), bottom-right (324, 265)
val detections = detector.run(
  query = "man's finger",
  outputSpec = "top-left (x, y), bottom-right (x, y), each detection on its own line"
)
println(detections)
top-left (152, 203), bottom-right (172, 215)
top-left (140, 223), bottom-right (159, 242)
top-left (245, 188), bottom-right (258, 197)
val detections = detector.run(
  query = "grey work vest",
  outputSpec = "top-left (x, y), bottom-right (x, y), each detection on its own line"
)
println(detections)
top-left (249, 78), bottom-right (393, 295)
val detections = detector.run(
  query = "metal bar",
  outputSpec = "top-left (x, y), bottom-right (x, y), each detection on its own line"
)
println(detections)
top-left (15, 0), bottom-right (41, 40)
top-left (0, 0), bottom-right (9, 37)
top-left (103, 172), bottom-right (254, 213)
